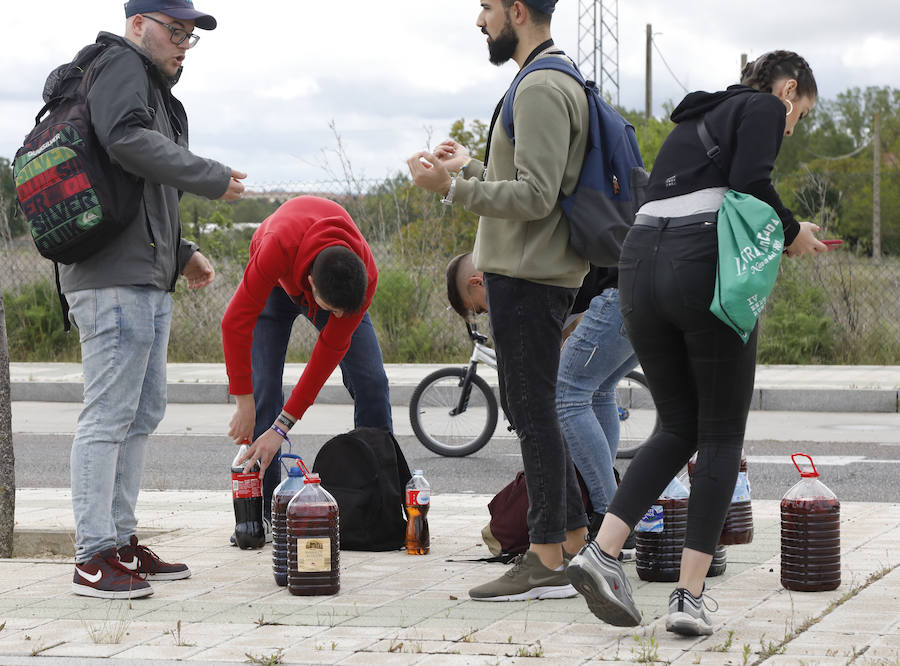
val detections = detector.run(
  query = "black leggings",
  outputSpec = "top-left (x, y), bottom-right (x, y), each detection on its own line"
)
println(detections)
top-left (609, 221), bottom-right (757, 555)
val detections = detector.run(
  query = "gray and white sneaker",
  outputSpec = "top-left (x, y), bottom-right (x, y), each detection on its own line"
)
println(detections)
top-left (666, 587), bottom-right (717, 636)
top-left (566, 541), bottom-right (642, 626)
top-left (469, 551), bottom-right (577, 601)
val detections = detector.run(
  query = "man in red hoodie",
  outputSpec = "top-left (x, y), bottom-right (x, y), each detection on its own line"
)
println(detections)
top-left (222, 196), bottom-right (390, 526)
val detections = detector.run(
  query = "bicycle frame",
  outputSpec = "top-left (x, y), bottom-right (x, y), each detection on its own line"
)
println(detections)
top-left (453, 322), bottom-right (496, 416)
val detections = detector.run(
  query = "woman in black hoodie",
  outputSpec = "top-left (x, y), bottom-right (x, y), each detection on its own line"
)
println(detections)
top-left (566, 51), bottom-right (831, 636)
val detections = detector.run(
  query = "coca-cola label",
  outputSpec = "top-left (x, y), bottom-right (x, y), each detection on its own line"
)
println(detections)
top-left (406, 489), bottom-right (430, 506)
top-left (232, 472), bottom-right (261, 499)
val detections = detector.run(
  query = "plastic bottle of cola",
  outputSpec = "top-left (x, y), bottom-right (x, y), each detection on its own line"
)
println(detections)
top-left (231, 440), bottom-right (265, 550)
top-left (405, 470), bottom-right (431, 555)
top-left (781, 453), bottom-right (841, 592)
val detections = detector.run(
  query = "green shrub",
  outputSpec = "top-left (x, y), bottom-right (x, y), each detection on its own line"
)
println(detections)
top-left (3, 281), bottom-right (80, 361)
top-left (758, 269), bottom-right (835, 364)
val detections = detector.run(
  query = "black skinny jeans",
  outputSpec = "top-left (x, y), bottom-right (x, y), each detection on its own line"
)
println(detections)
top-left (609, 221), bottom-right (757, 555)
top-left (484, 273), bottom-right (588, 544)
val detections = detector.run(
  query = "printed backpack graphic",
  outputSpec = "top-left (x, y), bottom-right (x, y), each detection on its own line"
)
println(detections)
top-left (13, 42), bottom-right (142, 264)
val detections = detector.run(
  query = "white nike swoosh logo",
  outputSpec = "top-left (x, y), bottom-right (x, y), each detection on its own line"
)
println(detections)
top-left (76, 566), bottom-right (102, 583)
top-left (120, 557), bottom-right (139, 571)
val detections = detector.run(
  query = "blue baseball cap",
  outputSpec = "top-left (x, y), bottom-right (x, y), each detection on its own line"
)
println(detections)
top-left (124, 0), bottom-right (217, 30)
top-left (522, 0), bottom-right (557, 13)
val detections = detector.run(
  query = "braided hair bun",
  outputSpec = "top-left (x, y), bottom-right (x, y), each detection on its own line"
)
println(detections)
top-left (740, 50), bottom-right (817, 98)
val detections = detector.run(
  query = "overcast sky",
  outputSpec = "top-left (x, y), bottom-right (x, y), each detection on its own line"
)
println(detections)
top-left (2, 1), bottom-right (898, 189)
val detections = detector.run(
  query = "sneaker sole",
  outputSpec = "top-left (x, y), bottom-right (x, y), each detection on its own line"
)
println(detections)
top-left (147, 569), bottom-right (191, 581)
top-left (72, 583), bottom-right (153, 599)
top-left (470, 583), bottom-right (577, 602)
top-left (666, 613), bottom-right (713, 636)
top-left (566, 561), bottom-right (641, 626)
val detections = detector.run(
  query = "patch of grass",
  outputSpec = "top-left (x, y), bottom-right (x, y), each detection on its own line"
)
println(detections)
top-left (244, 648), bottom-right (284, 665)
top-left (512, 640), bottom-right (544, 658)
top-left (746, 562), bottom-right (898, 666)
top-left (631, 631), bottom-right (662, 664)
top-left (81, 603), bottom-right (132, 645)
top-left (164, 619), bottom-right (195, 647)
top-left (708, 629), bottom-right (734, 652)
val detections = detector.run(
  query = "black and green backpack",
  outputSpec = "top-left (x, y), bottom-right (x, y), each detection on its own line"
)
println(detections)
top-left (13, 42), bottom-right (143, 265)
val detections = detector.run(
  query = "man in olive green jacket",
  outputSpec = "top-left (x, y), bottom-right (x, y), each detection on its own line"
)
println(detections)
top-left (408, 0), bottom-right (590, 601)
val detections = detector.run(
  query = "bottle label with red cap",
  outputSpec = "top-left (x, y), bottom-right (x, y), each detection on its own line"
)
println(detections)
top-left (232, 472), bottom-right (261, 499)
top-left (406, 489), bottom-right (430, 506)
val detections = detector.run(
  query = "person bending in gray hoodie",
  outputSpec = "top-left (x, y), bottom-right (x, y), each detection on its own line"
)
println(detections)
top-left (60, 0), bottom-right (245, 600)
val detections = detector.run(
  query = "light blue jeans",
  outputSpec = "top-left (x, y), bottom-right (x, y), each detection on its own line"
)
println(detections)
top-left (556, 288), bottom-right (638, 514)
top-left (67, 286), bottom-right (172, 563)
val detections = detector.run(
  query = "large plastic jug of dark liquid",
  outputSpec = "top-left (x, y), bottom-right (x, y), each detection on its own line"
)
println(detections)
top-left (781, 453), bottom-right (841, 592)
top-left (635, 476), bottom-right (727, 582)
top-left (271, 454), bottom-right (308, 587)
top-left (287, 472), bottom-right (340, 596)
top-left (688, 452), bottom-right (753, 545)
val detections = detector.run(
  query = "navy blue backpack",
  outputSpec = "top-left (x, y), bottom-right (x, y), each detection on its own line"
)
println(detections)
top-left (498, 54), bottom-right (648, 267)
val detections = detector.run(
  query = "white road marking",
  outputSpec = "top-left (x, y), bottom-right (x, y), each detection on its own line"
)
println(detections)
top-left (747, 455), bottom-right (900, 466)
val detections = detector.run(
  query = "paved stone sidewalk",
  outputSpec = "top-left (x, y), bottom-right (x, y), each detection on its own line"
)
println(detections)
top-left (1, 489), bottom-right (898, 664)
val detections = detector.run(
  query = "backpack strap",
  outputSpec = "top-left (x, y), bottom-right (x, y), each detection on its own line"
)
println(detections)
top-left (500, 53), bottom-right (583, 143)
top-left (694, 116), bottom-right (727, 173)
top-left (483, 49), bottom-right (571, 168)
top-left (54, 263), bottom-right (71, 332)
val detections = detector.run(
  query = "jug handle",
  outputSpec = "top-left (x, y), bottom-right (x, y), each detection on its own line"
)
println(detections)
top-left (791, 452), bottom-right (819, 477)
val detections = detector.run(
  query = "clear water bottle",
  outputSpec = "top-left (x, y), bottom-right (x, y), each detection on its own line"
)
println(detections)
top-left (405, 470), bottom-right (431, 555)
top-left (781, 453), bottom-right (841, 592)
top-left (688, 451), bottom-right (753, 545)
top-left (287, 473), bottom-right (340, 596)
top-left (636, 475), bottom-right (726, 581)
top-left (271, 454), bottom-right (308, 587)
top-left (231, 440), bottom-right (264, 550)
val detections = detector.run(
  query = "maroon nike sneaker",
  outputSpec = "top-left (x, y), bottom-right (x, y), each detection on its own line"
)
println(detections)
top-left (72, 548), bottom-right (153, 599)
top-left (117, 535), bottom-right (191, 581)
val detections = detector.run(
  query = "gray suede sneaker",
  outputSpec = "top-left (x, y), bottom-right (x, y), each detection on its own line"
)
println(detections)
top-left (566, 541), bottom-right (642, 626)
top-left (469, 551), bottom-right (577, 601)
top-left (666, 587), bottom-right (717, 636)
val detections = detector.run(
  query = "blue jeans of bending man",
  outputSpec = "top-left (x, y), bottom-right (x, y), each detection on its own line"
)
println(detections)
top-left (556, 288), bottom-right (638, 515)
top-left (68, 286), bottom-right (172, 563)
top-left (252, 287), bottom-right (392, 519)
top-left (484, 273), bottom-right (589, 544)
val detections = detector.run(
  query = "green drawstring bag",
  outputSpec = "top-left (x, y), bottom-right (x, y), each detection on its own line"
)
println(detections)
top-left (710, 191), bottom-right (784, 343)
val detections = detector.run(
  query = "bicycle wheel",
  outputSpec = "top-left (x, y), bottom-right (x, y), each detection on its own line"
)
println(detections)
top-left (409, 367), bottom-right (499, 457)
top-left (615, 370), bottom-right (659, 459)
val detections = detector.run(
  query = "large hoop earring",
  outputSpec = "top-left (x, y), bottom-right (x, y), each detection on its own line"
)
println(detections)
top-left (785, 99), bottom-right (794, 117)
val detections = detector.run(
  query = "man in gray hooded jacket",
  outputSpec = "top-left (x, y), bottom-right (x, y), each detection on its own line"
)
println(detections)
top-left (62, 0), bottom-right (245, 599)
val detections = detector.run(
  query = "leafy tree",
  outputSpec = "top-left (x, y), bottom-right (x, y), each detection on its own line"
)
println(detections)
top-left (0, 158), bottom-right (25, 239)
top-left (620, 109), bottom-right (673, 171)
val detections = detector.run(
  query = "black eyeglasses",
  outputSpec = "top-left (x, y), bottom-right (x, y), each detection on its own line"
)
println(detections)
top-left (141, 14), bottom-right (200, 48)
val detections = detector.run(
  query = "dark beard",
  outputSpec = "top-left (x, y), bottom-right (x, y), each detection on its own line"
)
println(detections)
top-left (487, 19), bottom-right (517, 65)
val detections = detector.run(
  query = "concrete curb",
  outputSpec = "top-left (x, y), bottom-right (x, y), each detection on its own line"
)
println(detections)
top-left (11, 362), bottom-right (900, 412)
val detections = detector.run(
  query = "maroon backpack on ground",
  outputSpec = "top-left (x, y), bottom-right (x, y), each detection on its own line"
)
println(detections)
top-left (483, 470), bottom-right (595, 561)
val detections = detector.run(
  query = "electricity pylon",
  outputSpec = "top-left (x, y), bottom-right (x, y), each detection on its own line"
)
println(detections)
top-left (577, 0), bottom-right (619, 105)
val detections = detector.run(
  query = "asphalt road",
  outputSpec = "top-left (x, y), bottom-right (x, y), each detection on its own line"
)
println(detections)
top-left (13, 431), bottom-right (900, 502)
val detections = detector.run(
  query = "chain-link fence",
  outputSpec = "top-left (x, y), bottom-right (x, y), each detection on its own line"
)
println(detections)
top-left (3, 174), bottom-right (900, 365)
